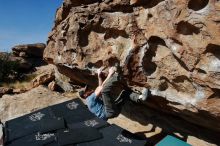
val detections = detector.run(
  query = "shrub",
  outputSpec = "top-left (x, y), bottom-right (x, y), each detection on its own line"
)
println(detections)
top-left (0, 54), bottom-right (20, 82)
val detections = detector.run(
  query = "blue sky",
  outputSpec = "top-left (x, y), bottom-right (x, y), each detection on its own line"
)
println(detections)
top-left (0, 0), bottom-right (63, 52)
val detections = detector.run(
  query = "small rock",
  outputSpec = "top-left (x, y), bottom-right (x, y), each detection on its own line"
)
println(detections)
top-left (12, 88), bottom-right (27, 94)
top-left (48, 81), bottom-right (58, 91)
top-left (32, 70), bottom-right (55, 88)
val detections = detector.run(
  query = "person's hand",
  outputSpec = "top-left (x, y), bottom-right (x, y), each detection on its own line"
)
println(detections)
top-left (97, 67), bottom-right (104, 76)
top-left (108, 67), bottom-right (116, 77)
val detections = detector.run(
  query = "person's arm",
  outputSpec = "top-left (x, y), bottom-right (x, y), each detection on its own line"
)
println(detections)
top-left (100, 67), bottom-right (115, 87)
top-left (94, 67), bottom-right (116, 97)
top-left (97, 67), bottom-right (104, 86)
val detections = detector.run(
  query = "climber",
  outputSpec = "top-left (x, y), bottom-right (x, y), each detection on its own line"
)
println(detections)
top-left (79, 66), bottom-right (150, 120)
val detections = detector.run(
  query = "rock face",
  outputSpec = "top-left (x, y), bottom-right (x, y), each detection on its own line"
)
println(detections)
top-left (44, 0), bottom-right (220, 131)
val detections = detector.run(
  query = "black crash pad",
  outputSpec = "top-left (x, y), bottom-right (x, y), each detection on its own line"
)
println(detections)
top-left (4, 98), bottom-right (146, 146)
top-left (5, 117), bottom-right (65, 143)
top-left (6, 107), bottom-right (55, 130)
top-left (77, 124), bottom-right (146, 146)
top-left (44, 141), bottom-right (60, 146)
top-left (68, 117), bottom-right (109, 130)
top-left (6, 132), bottom-right (56, 146)
top-left (50, 99), bottom-right (88, 117)
top-left (57, 127), bottom-right (102, 146)
top-left (50, 99), bottom-right (95, 124)
top-left (64, 108), bottom-right (95, 124)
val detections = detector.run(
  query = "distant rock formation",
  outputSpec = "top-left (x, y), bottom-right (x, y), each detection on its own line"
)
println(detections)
top-left (12, 43), bottom-right (46, 58)
top-left (0, 43), bottom-right (47, 96)
top-left (44, 0), bottom-right (220, 131)
top-left (10, 43), bottom-right (47, 71)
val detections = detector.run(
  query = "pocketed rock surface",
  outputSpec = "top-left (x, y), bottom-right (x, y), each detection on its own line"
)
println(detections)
top-left (44, 0), bottom-right (220, 132)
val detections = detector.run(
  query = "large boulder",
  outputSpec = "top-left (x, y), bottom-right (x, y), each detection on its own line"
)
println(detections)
top-left (12, 43), bottom-right (46, 58)
top-left (44, 0), bottom-right (220, 131)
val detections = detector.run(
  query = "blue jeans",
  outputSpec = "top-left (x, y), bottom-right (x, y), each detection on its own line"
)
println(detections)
top-left (86, 93), bottom-right (107, 120)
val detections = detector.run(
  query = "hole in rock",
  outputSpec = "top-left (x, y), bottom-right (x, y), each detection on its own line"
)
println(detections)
top-left (142, 36), bottom-right (166, 76)
top-left (104, 28), bottom-right (129, 39)
top-left (197, 68), bottom-right (207, 74)
top-left (209, 88), bottom-right (220, 99)
top-left (205, 44), bottom-right (220, 59)
top-left (176, 21), bottom-right (200, 35)
top-left (88, 14), bottom-right (95, 20)
top-left (78, 18), bottom-right (129, 47)
top-left (159, 82), bottom-right (169, 91)
top-left (106, 57), bottom-right (120, 67)
top-left (173, 75), bottom-right (191, 83)
top-left (78, 29), bottom-right (89, 47)
top-left (188, 0), bottom-right (209, 11)
top-left (148, 13), bottom-right (153, 19)
top-left (81, 5), bottom-right (88, 8)
top-left (87, 60), bottom-right (103, 69)
top-left (79, 22), bottom-right (86, 28)
top-left (148, 36), bottom-right (166, 46)
top-left (103, 5), bottom-right (134, 13)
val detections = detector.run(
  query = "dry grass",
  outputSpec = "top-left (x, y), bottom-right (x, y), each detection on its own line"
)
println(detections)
top-left (0, 73), bottom-right (37, 89)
